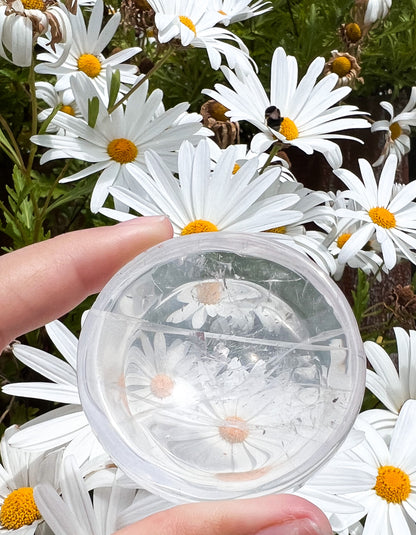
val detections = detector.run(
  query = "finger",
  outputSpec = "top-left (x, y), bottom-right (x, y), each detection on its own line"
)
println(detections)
top-left (0, 216), bottom-right (173, 350)
top-left (115, 494), bottom-right (332, 535)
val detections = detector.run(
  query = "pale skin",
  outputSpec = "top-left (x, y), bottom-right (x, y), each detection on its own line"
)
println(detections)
top-left (0, 215), bottom-right (332, 535)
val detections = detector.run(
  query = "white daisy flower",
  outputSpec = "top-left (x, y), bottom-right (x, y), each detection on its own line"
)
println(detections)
top-left (311, 399), bottom-right (416, 535)
top-left (36, 81), bottom-right (80, 133)
top-left (2, 320), bottom-right (105, 467)
top-left (147, 0), bottom-right (254, 71)
top-left (334, 154), bottom-right (416, 270)
top-left (365, 327), bottom-right (416, 414)
top-left (203, 46), bottom-right (370, 169)
top-left (211, 0), bottom-right (272, 25)
top-left (34, 456), bottom-right (138, 535)
top-left (31, 73), bottom-right (205, 212)
top-left (0, 426), bottom-right (62, 535)
top-left (101, 139), bottom-right (302, 234)
top-left (0, 0), bottom-right (71, 67)
top-left (207, 139), bottom-right (296, 180)
top-left (371, 87), bottom-right (416, 166)
top-left (35, 0), bottom-right (140, 96)
top-left (363, 0), bottom-right (392, 25)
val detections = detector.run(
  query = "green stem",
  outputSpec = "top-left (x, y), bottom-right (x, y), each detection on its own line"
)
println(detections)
top-left (0, 115), bottom-right (24, 168)
top-left (38, 162), bottom-right (70, 224)
top-left (259, 142), bottom-right (283, 174)
top-left (107, 46), bottom-right (174, 114)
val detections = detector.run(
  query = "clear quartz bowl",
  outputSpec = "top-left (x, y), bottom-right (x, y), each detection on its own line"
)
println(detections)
top-left (77, 232), bottom-right (365, 502)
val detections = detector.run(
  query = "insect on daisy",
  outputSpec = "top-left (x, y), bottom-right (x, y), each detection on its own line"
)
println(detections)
top-left (203, 47), bottom-right (370, 168)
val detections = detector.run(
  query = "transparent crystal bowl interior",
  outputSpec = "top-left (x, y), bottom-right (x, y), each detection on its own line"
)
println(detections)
top-left (78, 232), bottom-right (366, 502)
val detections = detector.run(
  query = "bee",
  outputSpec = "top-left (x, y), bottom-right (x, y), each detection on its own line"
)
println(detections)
top-left (265, 106), bottom-right (284, 130)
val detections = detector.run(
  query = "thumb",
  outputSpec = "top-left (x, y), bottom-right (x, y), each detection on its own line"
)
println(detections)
top-left (115, 494), bottom-right (332, 535)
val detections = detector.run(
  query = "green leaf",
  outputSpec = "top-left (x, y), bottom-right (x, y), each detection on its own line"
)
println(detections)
top-left (88, 96), bottom-right (99, 128)
top-left (108, 69), bottom-right (121, 110)
top-left (352, 269), bottom-right (371, 325)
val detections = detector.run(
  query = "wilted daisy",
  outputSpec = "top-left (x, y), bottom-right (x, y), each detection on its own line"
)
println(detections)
top-left (34, 456), bottom-right (138, 535)
top-left (102, 139), bottom-right (301, 233)
top-left (147, 0), bottom-right (254, 71)
top-left (0, 426), bottom-right (61, 534)
top-left (35, 0), bottom-right (140, 96)
top-left (0, 0), bottom-right (71, 67)
top-left (2, 320), bottom-right (105, 466)
top-left (313, 399), bottom-right (416, 535)
top-left (32, 74), bottom-right (205, 212)
top-left (334, 154), bottom-right (416, 270)
top-left (204, 47), bottom-right (370, 168)
top-left (212, 0), bottom-right (272, 25)
top-left (365, 327), bottom-right (416, 414)
top-left (371, 87), bottom-right (416, 166)
top-left (323, 50), bottom-right (363, 89)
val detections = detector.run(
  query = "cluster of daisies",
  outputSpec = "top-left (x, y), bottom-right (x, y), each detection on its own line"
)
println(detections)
top-left (3, 0), bottom-right (416, 534)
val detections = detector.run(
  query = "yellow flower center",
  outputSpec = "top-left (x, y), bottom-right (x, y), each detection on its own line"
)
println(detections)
top-left (368, 207), bottom-right (396, 229)
top-left (22, 0), bottom-right (45, 10)
top-left (195, 281), bottom-right (223, 305)
top-left (219, 416), bottom-right (249, 444)
top-left (150, 374), bottom-right (175, 398)
top-left (107, 138), bottom-right (138, 163)
top-left (0, 488), bottom-right (41, 530)
top-left (210, 101), bottom-right (229, 122)
top-left (345, 22), bottom-right (362, 42)
top-left (77, 54), bottom-right (102, 78)
top-left (181, 219), bottom-right (219, 235)
top-left (389, 122), bottom-right (402, 141)
top-left (60, 104), bottom-right (75, 116)
top-left (336, 232), bottom-right (352, 248)
top-left (218, 10), bottom-right (227, 15)
top-left (374, 465), bottom-right (411, 503)
top-left (232, 163), bottom-right (240, 174)
top-left (279, 117), bottom-right (299, 140)
top-left (179, 15), bottom-right (196, 35)
top-left (332, 56), bottom-right (352, 77)
top-left (267, 226), bottom-right (287, 234)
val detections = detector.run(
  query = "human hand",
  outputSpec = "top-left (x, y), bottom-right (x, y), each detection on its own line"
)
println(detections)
top-left (0, 216), bottom-right (332, 535)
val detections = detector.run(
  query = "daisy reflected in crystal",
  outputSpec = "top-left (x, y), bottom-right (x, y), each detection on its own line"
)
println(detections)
top-left (204, 47), bottom-right (370, 168)
top-left (313, 399), bottom-right (416, 535)
top-left (334, 154), bottom-right (416, 270)
top-left (2, 320), bottom-right (105, 465)
top-left (35, 0), bottom-right (140, 96)
top-left (101, 139), bottom-right (302, 234)
top-left (0, 426), bottom-right (61, 535)
top-left (32, 74), bottom-right (205, 212)
top-left (125, 332), bottom-right (200, 415)
top-left (211, 0), bottom-right (272, 25)
top-left (166, 279), bottom-right (263, 329)
top-left (371, 87), bottom-right (416, 166)
top-left (365, 327), bottom-right (416, 414)
top-left (147, 0), bottom-right (254, 71)
top-left (0, 0), bottom-right (71, 67)
top-left (153, 375), bottom-right (285, 474)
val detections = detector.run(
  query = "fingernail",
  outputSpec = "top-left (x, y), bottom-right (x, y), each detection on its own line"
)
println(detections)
top-left (255, 518), bottom-right (330, 535)
top-left (117, 215), bottom-right (169, 226)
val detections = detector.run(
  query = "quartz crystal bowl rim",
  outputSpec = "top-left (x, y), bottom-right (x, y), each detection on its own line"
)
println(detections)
top-left (77, 232), bottom-right (366, 503)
